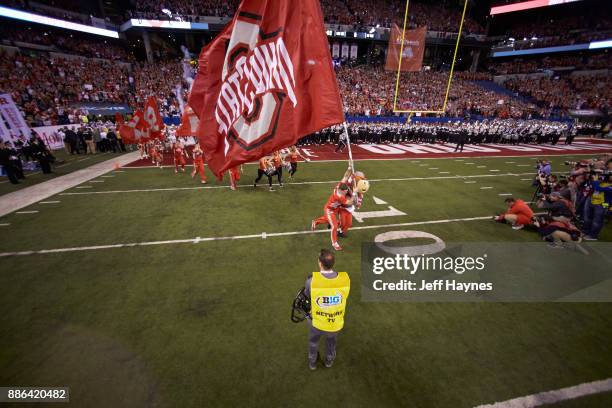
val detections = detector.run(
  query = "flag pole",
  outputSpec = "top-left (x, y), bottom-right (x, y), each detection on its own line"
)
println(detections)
top-left (342, 121), bottom-right (354, 170)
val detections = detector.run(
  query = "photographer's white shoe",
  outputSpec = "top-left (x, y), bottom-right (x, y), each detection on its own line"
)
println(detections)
top-left (512, 224), bottom-right (524, 230)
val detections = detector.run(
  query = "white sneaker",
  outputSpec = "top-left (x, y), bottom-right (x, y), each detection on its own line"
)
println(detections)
top-left (512, 224), bottom-right (524, 230)
top-left (332, 242), bottom-right (342, 251)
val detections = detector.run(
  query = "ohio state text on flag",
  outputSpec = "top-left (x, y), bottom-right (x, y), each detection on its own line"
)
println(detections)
top-left (385, 25), bottom-right (426, 72)
top-left (188, 0), bottom-right (345, 175)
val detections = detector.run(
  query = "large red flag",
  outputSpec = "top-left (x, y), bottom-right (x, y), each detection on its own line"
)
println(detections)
top-left (385, 24), bottom-right (426, 72)
top-left (143, 96), bottom-right (165, 139)
top-left (120, 109), bottom-right (149, 144)
top-left (115, 112), bottom-right (124, 125)
top-left (176, 105), bottom-right (200, 137)
top-left (188, 0), bottom-right (344, 176)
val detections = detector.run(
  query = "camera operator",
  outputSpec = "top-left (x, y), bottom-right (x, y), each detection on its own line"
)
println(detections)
top-left (536, 192), bottom-right (575, 222)
top-left (581, 167), bottom-right (611, 241)
top-left (304, 249), bottom-right (350, 370)
top-left (536, 160), bottom-right (551, 177)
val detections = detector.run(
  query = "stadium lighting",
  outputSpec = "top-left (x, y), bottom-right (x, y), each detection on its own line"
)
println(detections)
top-left (161, 8), bottom-right (171, 15)
top-left (0, 5), bottom-right (119, 38)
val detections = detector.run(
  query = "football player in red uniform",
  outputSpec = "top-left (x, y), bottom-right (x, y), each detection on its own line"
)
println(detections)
top-left (173, 141), bottom-right (187, 173)
top-left (311, 167), bottom-right (355, 251)
top-left (191, 142), bottom-right (207, 183)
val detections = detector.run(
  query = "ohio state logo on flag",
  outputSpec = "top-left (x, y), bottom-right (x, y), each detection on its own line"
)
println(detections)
top-left (189, 0), bottom-right (345, 176)
top-left (216, 12), bottom-right (297, 151)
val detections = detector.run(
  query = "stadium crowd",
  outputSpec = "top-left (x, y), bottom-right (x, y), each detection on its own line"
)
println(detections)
top-left (128, 0), bottom-right (484, 32)
top-left (488, 54), bottom-right (612, 75)
top-left (336, 65), bottom-right (540, 118)
top-left (504, 73), bottom-right (611, 113)
top-left (1, 26), bottom-right (134, 62)
top-left (0, 50), bottom-right (132, 127)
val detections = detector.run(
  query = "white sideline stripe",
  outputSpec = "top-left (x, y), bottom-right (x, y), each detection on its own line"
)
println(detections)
top-left (521, 178), bottom-right (532, 181)
top-left (76, 158), bottom-right (90, 162)
top-left (498, 193), bottom-right (513, 196)
top-left (480, 187), bottom-right (493, 190)
top-left (39, 201), bottom-right (60, 204)
top-left (0, 223), bottom-right (10, 226)
top-left (464, 181), bottom-right (477, 184)
top-left (439, 171), bottom-right (450, 174)
top-left (428, 167), bottom-right (439, 170)
top-left (517, 164), bottom-right (530, 167)
top-left (477, 166), bottom-right (487, 168)
top-left (75, 186), bottom-right (92, 189)
top-left (123, 147), bottom-right (612, 168)
top-left (89, 180), bottom-right (105, 183)
top-left (489, 169), bottom-right (500, 172)
top-left (505, 161), bottom-right (516, 163)
top-left (58, 172), bottom-right (537, 196)
top-left (101, 175), bottom-right (114, 178)
top-left (16, 210), bottom-right (38, 214)
top-left (0, 216), bottom-right (492, 257)
top-left (474, 377), bottom-right (612, 408)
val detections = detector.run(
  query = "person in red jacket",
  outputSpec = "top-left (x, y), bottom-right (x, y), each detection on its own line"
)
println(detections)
top-left (191, 142), bottom-right (207, 184)
top-left (494, 197), bottom-right (534, 230)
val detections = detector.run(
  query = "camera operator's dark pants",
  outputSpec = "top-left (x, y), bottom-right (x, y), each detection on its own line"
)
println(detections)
top-left (582, 201), bottom-right (606, 238)
top-left (308, 321), bottom-right (338, 364)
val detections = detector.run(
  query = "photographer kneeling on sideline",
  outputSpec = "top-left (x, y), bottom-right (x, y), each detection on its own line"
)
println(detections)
top-left (537, 192), bottom-right (575, 222)
top-left (494, 197), bottom-right (534, 230)
top-left (304, 249), bottom-right (350, 370)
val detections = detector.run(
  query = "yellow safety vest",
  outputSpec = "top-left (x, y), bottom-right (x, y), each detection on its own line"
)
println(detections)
top-left (310, 272), bottom-right (350, 332)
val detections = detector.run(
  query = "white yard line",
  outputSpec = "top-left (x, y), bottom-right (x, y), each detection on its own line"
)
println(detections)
top-left (477, 166), bottom-right (487, 168)
top-left (464, 181), bottom-right (477, 184)
top-left (59, 172), bottom-right (536, 196)
top-left (517, 164), bottom-right (530, 167)
top-left (0, 223), bottom-right (10, 226)
top-left (123, 149), bottom-right (612, 168)
top-left (39, 201), bottom-right (60, 204)
top-left (489, 170), bottom-right (500, 172)
top-left (101, 175), bottom-right (115, 178)
top-left (439, 171), bottom-right (450, 174)
top-left (75, 186), bottom-right (92, 189)
top-left (520, 178), bottom-right (532, 181)
top-left (89, 180), bottom-right (105, 183)
top-left (498, 193), bottom-right (513, 196)
top-left (0, 151), bottom-right (140, 218)
top-left (474, 377), bottom-right (612, 408)
top-left (0, 215), bottom-right (492, 257)
top-left (16, 210), bottom-right (38, 214)
top-left (480, 187), bottom-right (493, 190)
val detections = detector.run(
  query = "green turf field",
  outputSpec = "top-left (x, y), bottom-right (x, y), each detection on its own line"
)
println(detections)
top-left (0, 153), bottom-right (611, 407)
top-left (0, 150), bottom-right (126, 196)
